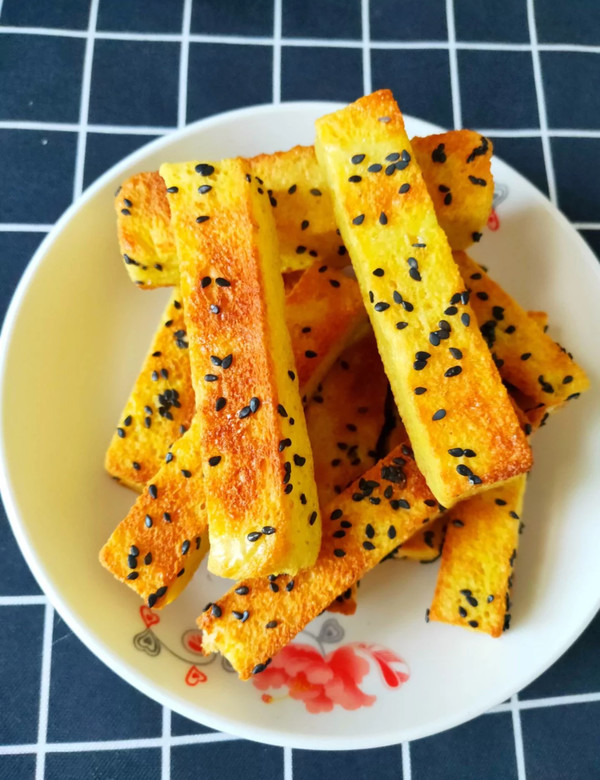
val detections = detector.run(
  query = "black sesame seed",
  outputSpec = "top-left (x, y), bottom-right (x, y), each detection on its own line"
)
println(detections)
top-left (262, 526), bottom-right (276, 535)
top-left (195, 163), bottom-right (214, 176)
top-left (300, 493), bottom-right (307, 505)
top-left (277, 404), bottom-right (288, 417)
top-left (126, 572), bottom-right (138, 580)
top-left (385, 163), bottom-right (396, 176)
top-left (334, 548), bottom-right (346, 557)
top-left (449, 348), bottom-right (463, 359)
top-left (117, 427), bottom-right (125, 438)
top-left (181, 469), bottom-right (192, 479)
top-left (204, 374), bottom-right (218, 382)
top-left (247, 531), bottom-right (262, 543)
top-left (363, 541), bottom-right (375, 550)
top-left (215, 397), bottom-right (226, 412)
top-left (309, 511), bottom-right (317, 526)
top-left (445, 306), bottom-right (458, 316)
top-left (288, 184), bottom-right (297, 194)
top-left (374, 302), bottom-right (390, 312)
top-left (379, 211), bottom-right (388, 225)
top-left (353, 214), bottom-right (365, 225)
top-left (398, 183), bottom-right (410, 194)
top-left (469, 176), bottom-right (487, 186)
top-left (365, 523), bottom-right (375, 539)
top-left (211, 604), bottom-right (222, 618)
top-left (368, 164), bottom-right (382, 173)
top-left (196, 216), bottom-right (210, 224)
top-left (201, 276), bottom-right (211, 288)
top-left (310, 188), bottom-right (322, 196)
top-left (209, 305), bottom-right (220, 314)
top-left (252, 663), bottom-right (267, 675)
top-left (444, 366), bottom-right (462, 377)
top-left (453, 519), bottom-right (465, 527)
top-left (468, 620), bottom-right (479, 628)
top-left (144, 514), bottom-right (153, 528)
top-left (208, 456), bottom-right (221, 467)
top-left (148, 484), bottom-right (158, 499)
top-left (269, 582), bottom-right (279, 593)
top-left (293, 454), bottom-right (306, 467)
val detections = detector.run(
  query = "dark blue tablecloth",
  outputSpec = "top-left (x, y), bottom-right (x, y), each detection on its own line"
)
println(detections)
top-left (1, 1), bottom-right (599, 778)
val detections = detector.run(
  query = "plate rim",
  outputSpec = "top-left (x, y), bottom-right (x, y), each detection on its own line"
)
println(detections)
top-left (0, 100), bottom-right (599, 751)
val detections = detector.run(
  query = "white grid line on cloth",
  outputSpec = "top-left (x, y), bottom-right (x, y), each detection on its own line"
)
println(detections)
top-left (446, 0), bottom-right (461, 130)
top-left (0, 730), bottom-right (239, 756)
top-left (34, 601), bottom-right (54, 780)
top-left (72, 0), bottom-right (99, 202)
top-left (402, 741), bottom-right (412, 779)
top-left (511, 693), bottom-right (527, 780)
top-left (0, 595), bottom-right (48, 605)
top-left (272, 0), bottom-right (282, 104)
top-left (0, 689), bottom-right (598, 757)
top-left (161, 705), bottom-right (171, 780)
top-left (361, 0), bottom-right (372, 95)
top-left (283, 745), bottom-right (293, 780)
top-left (1, 25), bottom-right (600, 53)
top-left (527, 0), bottom-right (558, 206)
top-left (3, 119), bottom-right (600, 138)
top-left (177, 0), bottom-right (193, 130)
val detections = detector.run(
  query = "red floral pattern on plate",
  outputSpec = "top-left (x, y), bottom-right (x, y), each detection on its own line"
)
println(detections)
top-left (252, 642), bottom-right (409, 713)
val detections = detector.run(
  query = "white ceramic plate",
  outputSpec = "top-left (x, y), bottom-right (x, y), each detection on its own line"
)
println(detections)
top-left (1, 103), bottom-right (599, 751)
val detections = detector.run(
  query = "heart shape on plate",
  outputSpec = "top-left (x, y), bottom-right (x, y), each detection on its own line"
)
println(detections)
top-left (140, 605), bottom-right (160, 628)
top-left (185, 665), bottom-right (207, 686)
top-left (134, 629), bottom-right (161, 657)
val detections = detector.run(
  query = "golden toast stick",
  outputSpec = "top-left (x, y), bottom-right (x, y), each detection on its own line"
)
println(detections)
top-left (315, 90), bottom-right (532, 506)
top-left (429, 474), bottom-right (527, 637)
top-left (454, 251), bottom-right (589, 423)
top-left (411, 131), bottom-right (494, 251)
top-left (105, 290), bottom-right (195, 490)
top-left (160, 158), bottom-right (321, 580)
top-left (198, 441), bottom-right (444, 679)
top-left (116, 132), bottom-right (494, 288)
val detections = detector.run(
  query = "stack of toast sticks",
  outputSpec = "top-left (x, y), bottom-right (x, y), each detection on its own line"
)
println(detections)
top-left (101, 91), bottom-right (589, 680)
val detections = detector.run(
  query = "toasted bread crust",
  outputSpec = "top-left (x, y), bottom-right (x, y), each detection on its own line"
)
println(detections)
top-left (198, 441), bottom-right (444, 679)
top-left (105, 290), bottom-right (195, 489)
top-left (454, 251), bottom-right (589, 421)
top-left (412, 132), bottom-right (494, 251)
top-left (306, 333), bottom-right (389, 506)
top-left (116, 172), bottom-right (178, 288)
top-left (160, 157), bottom-right (321, 580)
top-left (315, 90), bottom-right (532, 506)
top-left (429, 475), bottom-right (526, 637)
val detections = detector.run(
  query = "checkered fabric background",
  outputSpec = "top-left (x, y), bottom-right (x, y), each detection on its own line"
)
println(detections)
top-left (0, 0), bottom-right (599, 778)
